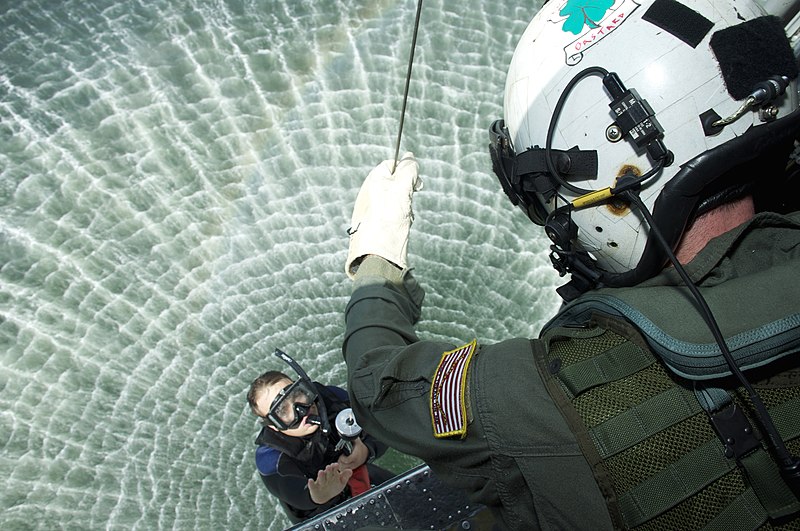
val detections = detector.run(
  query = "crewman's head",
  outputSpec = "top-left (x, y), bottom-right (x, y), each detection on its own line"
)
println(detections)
top-left (490, 0), bottom-right (799, 299)
top-left (248, 370), bottom-right (320, 437)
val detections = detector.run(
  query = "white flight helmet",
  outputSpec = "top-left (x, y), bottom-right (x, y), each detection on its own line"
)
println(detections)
top-left (490, 0), bottom-right (800, 300)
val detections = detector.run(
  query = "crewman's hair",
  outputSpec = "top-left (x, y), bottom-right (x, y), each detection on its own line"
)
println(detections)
top-left (246, 370), bottom-right (291, 415)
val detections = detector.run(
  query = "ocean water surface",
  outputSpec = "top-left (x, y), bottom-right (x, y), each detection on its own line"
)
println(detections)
top-left (0, 0), bottom-right (559, 528)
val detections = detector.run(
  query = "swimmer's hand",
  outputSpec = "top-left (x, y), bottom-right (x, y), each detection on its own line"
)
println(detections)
top-left (308, 463), bottom-right (353, 504)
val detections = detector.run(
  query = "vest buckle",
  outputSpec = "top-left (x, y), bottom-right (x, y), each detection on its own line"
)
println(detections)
top-left (710, 403), bottom-right (761, 459)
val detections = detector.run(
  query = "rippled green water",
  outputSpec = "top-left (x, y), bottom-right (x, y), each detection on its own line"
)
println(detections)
top-left (0, 0), bottom-right (558, 528)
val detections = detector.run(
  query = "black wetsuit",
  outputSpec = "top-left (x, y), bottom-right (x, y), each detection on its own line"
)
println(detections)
top-left (254, 383), bottom-right (394, 523)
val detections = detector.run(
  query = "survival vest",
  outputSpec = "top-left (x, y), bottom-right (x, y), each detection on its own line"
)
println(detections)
top-left (536, 212), bottom-right (800, 529)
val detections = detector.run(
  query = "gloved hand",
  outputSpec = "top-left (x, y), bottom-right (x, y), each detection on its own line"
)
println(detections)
top-left (345, 152), bottom-right (423, 279)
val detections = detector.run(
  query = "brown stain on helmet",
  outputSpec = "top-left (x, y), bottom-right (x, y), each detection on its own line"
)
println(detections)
top-left (605, 165), bottom-right (641, 216)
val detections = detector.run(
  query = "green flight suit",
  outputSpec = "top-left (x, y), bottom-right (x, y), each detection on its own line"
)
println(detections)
top-left (342, 211), bottom-right (800, 530)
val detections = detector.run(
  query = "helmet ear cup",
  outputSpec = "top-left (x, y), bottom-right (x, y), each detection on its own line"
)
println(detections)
top-left (545, 210), bottom-right (578, 249)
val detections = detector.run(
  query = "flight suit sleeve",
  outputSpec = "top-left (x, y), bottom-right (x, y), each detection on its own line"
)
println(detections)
top-left (341, 256), bottom-right (613, 530)
top-left (361, 430), bottom-right (388, 462)
top-left (342, 256), bottom-right (500, 505)
top-left (342, 256), bottom-right (438, 458)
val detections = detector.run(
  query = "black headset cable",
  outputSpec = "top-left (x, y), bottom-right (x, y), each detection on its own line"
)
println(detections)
top-left (622, 190), bottom-right (800, 489)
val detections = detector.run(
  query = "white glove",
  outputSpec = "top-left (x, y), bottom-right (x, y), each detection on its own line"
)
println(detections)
top-left (345, 152), bottom-right (423, 279)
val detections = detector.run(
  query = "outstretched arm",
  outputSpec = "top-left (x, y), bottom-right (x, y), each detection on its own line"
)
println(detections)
top-left (307, 463), bottom-right (352, 505)
top-left (342, 256), bottom-right (447, 454)
top-left (340, 156), bottom-right (503, 516)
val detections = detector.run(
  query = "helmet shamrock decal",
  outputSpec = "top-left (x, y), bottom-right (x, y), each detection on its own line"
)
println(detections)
top-left (560, 0), bottom-right (615, 35)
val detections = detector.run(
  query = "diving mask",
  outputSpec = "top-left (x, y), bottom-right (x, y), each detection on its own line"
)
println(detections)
top-left (263, 349), bottom-right (330, 433)
top-left (265, 378), bottom-right (320, 431)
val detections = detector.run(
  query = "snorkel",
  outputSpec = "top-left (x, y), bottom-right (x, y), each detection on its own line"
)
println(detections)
top-left (271, 349), bottom-right (331, 435)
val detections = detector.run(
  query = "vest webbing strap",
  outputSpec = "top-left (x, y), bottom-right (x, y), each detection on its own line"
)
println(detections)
top-left (740, 449), bottom-right (800, 518)
top-left (771, 395), bottom-right (800, 441)
top-left (559, 341), bottom-right (653, 398)
top-left (591, 386), bottom-right (702, 458)
top-left (738, 395), bottom-right (800, 519)
top-left (617, 396), bottom-right (800, 527)
top-left (701, 488), bottom-right (767, 531)
top-left (618, 437), bottom-right (735, 527)
top-left (770, 394), bottom-right (800, 511)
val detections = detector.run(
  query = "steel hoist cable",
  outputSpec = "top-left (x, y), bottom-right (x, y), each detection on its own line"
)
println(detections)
top-left (391, 0), bottom-right (424, 174)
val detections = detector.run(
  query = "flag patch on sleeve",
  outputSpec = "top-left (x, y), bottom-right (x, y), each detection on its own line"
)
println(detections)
top-left (430, 339), bottom-right (478, 439)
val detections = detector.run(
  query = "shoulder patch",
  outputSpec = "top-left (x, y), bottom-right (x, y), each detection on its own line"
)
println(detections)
top-left (430, 339), bottom-right (478, 439)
